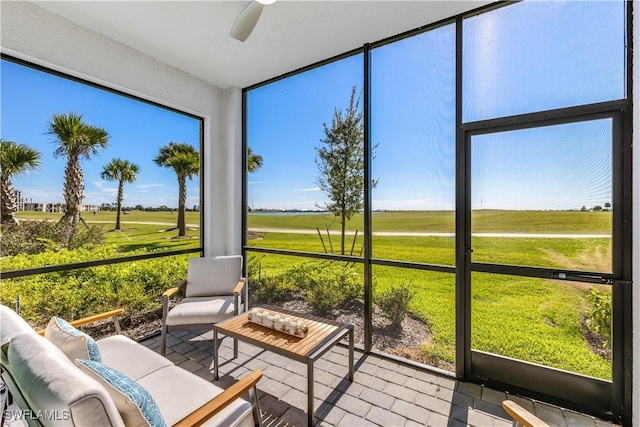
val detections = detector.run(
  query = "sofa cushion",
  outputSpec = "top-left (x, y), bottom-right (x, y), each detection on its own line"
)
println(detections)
top-left (186, 256), bottom-right (242, 298)
top-left (97, 335), bottom-right (173, 381)
top-left (77, 359), bottom-right (168, 427)
top-left (0, 304), bottom-right (37, 346)
top-left (45, 316), bottom-right (102, 363)
top-left (3, 332), bottom-right (124, 427)
top-left (166, 296), bottom-right (242, 326)
top-left (136, 366), bottom-right (253, 427)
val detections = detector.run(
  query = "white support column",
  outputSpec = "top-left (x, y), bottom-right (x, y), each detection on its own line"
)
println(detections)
top-left (206, 86), bottom-right (243, 257)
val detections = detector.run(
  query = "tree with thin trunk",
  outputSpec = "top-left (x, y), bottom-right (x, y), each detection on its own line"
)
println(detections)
top-left (247, 147), bottom-right (263, 173)
top-left (0, 139), bottom-right (42, 224)
top-left (100, 158), bottom-right (140, 231)
top-left (315, 87), bottom-right (377, 255)
top-left (46, 113), bottom-right (109, 225)
top-left (154, 142), bottom-right (199, 237)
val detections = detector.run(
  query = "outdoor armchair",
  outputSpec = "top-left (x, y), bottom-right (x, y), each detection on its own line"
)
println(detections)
top-left (160, 255), bottom-right (247, 356)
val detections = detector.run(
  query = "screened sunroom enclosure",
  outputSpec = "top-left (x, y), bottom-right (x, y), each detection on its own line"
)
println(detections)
top-left (2, 0), bottom-right (637, 425)
top-left (243, 1), bottom-right (633, 423)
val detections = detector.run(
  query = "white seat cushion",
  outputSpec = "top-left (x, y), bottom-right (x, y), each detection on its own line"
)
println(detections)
top-left (166, 296), bottom-right (241, 326)
top-left (98, 335), bottom-right (173, 381)
top-left (136, 366), bottom-right (253, 427)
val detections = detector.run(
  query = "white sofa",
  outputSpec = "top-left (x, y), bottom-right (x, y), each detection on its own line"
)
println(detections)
top-left (0, 304), bottom-right (262, 427)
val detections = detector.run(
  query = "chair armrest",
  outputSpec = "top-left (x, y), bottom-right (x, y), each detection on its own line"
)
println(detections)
top-left (502, 400), bottom-right (550, 427)
top-left (233, 278), bottom-right (246, 295)
top-left (36, 309), bottom-right (124, 336)
top-left (173, 370), bottom-right (263, 427)
top-left (163, 279), bottom-right (187, 298)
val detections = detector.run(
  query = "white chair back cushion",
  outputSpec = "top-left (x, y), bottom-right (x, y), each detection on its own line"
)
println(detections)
top-left (186, 256), bottom-right (242, 298)
top-left (4, 333), bottom-right (124, 427)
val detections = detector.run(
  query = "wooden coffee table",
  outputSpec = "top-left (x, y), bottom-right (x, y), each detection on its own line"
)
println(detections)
top-left (213, 306), bottom-right (354, 426)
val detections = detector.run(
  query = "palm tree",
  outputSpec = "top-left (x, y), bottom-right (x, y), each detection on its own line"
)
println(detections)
top-left (247, 147), bottom-right (263, 173)
top-left (46, 113), bottom-right (109, 225)
top-left (0, 139), bottom-right (42, 224)
top-left (153, 142), bottom-right (199, 237)
top-left (100, 158), bottom-right (140, 231)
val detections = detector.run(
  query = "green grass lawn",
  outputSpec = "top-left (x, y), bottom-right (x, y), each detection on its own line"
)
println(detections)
top-left (9, 209), bottom-right (612, 379)
top-left (15, 210), bottom-right (200, 225)
top-left (249, 210), bottom-right (611, 234)
top-left (248, 232), bottom-right (612, 380)
top-left (102, 224), bottom-right (200, 253)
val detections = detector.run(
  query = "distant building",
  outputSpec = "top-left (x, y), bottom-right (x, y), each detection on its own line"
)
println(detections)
top-left (81, 204), bottom-right (100, 212)
top-left (23, 202), bottom-right (46, 212)
top-left (15, 189), bottom-right (101, 213)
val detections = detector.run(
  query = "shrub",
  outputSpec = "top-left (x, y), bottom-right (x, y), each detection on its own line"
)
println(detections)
top-left (287, 262), bottom-right (362, 315)
top-left (1, 220), bottom-right (103, 256)
top-left (376, 283), bottom-right (416, 325)
top-left (306, 281), bottom-right (345, 315)
top-left (586, 288), bottom-right (612, 348)
top-left (253, 275), bottom-right (296, 303)
top-left (0, 246), bottom-right (191, 328)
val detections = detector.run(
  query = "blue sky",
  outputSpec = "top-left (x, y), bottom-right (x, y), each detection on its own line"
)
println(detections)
top-left (1, 60), bottom-right (201, 208)
top-left (2, 1), bottom-right (624, 212)
top-left (247, 0), bottom-right (623, 211)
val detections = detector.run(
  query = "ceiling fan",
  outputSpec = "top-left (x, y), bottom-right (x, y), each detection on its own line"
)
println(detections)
top-left (230, 0), bottom-right (276, 42)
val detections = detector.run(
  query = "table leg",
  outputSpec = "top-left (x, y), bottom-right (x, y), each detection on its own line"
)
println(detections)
top-left (349, 328), bottom-right (354, 382)
top-left (213, 326), bottom-right (219, 380)
top-left (307, 360), bottom-right (314, 426)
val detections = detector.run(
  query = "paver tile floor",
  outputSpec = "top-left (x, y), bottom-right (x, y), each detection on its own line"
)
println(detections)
top-left (142, 331), bottom-right (618, 427)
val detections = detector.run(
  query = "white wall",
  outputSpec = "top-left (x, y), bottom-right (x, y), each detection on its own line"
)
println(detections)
top-left (0, 1), bottom-right (242, 257)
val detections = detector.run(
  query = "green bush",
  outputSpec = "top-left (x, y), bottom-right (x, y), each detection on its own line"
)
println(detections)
top-left (376, 282), bottom-right (416, 325)
top-left (1, 220), bottom-right (104, 256)
top-left (283, 262), bottom-right (362, 315)
top-left (253, 275), bottom-right (296, 303)
top-left (305, 281), bottom-right (346, 315)
top-left (0, 246), bottom-right (191, 328)
top-left (586, 288), bottom-right (612, 348)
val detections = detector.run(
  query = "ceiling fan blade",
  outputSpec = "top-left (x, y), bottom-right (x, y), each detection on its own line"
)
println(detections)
top-left (230, 1), bottom-right (264, 42)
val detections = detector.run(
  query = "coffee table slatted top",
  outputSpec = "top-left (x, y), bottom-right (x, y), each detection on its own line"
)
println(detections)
top-left (215, 307), bottom-right (346, 358)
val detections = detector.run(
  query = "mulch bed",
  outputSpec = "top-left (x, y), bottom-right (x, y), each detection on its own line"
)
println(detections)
top-left (581, 316), bottom-right (612, 361)
top-left (79, 307), bottom-right (167, 342)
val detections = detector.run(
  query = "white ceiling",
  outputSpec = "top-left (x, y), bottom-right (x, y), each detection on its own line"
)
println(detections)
top-left (33, 1), bottom-right (489, 89)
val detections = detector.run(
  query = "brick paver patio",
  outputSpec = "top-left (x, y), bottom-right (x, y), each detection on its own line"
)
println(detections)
top-left (142, 331), bottom-right (618, 427)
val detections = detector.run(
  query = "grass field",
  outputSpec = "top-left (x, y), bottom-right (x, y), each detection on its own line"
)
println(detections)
top-left (9, 209), bottom-right (612, 379)
top-left (247, 238), bottom-right (612, 380)
top-left (11, 211), bottom-right (201, 260)
top-left (249, 210), bottom-right (611, 234)
top-left (15, 210), bottom-right (200, 225)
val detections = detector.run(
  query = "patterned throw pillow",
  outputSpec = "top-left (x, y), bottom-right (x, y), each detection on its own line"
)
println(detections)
top-left (76, 359), bottom-right (168, 427)
top-left (44, 316), bottom-right (102, 363)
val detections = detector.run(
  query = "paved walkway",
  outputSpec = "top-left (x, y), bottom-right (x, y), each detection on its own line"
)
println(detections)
top-left (248, 228), bottom-right (609, 238)
top-left (142, 331), bottom-right (617, 427)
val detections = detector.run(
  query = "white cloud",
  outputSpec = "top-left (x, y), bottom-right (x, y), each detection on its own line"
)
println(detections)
top-left (248, 181), bottom-right (266, 185)
top-left (295, 187), bottom-right (320, 192)
top-left (136, 183), bottom-right (165, 189)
